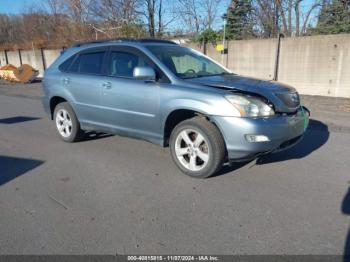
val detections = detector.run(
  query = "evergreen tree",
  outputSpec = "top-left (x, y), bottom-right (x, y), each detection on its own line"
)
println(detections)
top-left (314, 0), bottom-right (350, 35)
top-left (196, 29), bottom-right (219, 45)
top-left (195, 29), bottom-right (219, 54)
top-left (226, 0), bottom-right (255, 40)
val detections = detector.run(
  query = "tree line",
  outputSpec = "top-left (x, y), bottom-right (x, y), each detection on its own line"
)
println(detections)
top-left (225, 0), bottom-right (350, 39)
top-left (0, 0), bottom-right (226, 49)
top-left (199, 0), bottom-right (349, 44)
top-left (0, 0), bottom-right (349, 49)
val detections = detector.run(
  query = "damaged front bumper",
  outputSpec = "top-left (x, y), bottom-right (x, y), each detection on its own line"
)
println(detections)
top-left (211, 106), bottom-right (310, 161)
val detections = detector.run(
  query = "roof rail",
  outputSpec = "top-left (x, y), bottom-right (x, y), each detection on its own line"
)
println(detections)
top-left (72, 38), bottom-right (177, 47)
top-left (137, 38), bottom-right (177, 45)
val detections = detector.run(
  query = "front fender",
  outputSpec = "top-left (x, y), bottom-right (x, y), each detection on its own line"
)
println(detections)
top-left (162, 97), bottom-right (239, 117)
top-left (160, 97), bottom-right (240, 133)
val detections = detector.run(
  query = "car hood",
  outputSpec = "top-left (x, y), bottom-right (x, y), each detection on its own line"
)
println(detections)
top-left (185, 74), bottom-right (300, 113)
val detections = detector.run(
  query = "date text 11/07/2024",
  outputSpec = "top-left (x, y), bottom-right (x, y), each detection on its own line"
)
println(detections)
top-left (127, 255), bottom-right (220, 261)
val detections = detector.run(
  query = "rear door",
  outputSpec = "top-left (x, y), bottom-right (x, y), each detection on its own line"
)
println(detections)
top-left (99, 46), bottom-right (167, 141)
top-left (62, 47), bottom-right (107, 124)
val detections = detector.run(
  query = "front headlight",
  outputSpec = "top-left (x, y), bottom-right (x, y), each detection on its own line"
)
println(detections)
top-left (225, 95), bottom-right (274, 117)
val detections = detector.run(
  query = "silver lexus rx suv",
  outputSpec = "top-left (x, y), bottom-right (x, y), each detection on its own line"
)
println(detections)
top-left (42, 39), bottom-right (309, 178)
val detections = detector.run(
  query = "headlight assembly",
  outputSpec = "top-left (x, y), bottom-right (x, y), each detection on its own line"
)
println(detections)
top-left (225, 95), bottom-right (274, 117)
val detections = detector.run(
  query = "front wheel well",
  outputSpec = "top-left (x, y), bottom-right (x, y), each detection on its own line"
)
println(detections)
top-left (163, 109), bottom-right (209, 146)
top-left (50, 96), bottom-right (67, 119)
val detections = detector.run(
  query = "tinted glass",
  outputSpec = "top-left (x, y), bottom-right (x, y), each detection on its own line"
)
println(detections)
top-left (69, 51), bottom-right (105, 74)
top-left (108, 51), bottom-right (149, 78)
top-left (146, 45), bottom-right (229, 79)
top-left (59, 55), bottom-right (75, 72)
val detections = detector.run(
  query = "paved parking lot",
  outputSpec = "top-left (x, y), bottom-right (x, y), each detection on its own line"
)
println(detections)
top-left (0, 81), bottom-right (349, 255)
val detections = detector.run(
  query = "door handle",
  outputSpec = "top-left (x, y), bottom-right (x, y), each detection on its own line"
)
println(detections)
top-left (62, 77), bottom-right (70, 84)
top-left (102, 82), bottom-right (112, 89)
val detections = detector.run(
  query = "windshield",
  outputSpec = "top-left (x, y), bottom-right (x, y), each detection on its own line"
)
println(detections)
top-left (146, 45), bottom-right (230, 79)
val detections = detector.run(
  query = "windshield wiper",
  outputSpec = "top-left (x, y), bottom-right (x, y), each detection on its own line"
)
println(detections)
top-left (182, 75), bottom-right (210, 79)
top-left (210, 72), bottom-right (234, 76)
top-left (182, 72), bottom-right (234, 79)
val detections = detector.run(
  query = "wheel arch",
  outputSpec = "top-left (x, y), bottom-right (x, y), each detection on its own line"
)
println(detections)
top-left (163, 107), bottom-right (223, 147)
top-left (49, 96), bottom-right (73, 120)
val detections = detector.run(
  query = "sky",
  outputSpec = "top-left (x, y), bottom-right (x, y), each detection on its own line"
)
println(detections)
top-left (0, 0), bottom-right (42, 14)
top-left (0, 0), bottom-right (231, 31)
top-left (0, 0), bottom-right (318, 14)
top-left (0, 0), bottom-right (319, 30)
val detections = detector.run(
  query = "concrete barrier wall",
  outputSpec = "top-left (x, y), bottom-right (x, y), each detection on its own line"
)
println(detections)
top-left (185, 40), bottom-right (276, 80)
top-left (0, 49), bottom-right (61, 77)
top-left (205, 44), bottom-right (222, 64)
top-left (0, 34), bottom-right (349, 97)
top-left (44, 49), bottom-right (61, 68)
top-left (227, 38), bottom-right (276, 80)
top-left (185, 34), bottom-right (350, 98)
top-left (7, 51), bottom-right (21, 67)
top-left (0, 50), bottom-right (6, 67)
top-left (278, 34), bottom-right (350, 97)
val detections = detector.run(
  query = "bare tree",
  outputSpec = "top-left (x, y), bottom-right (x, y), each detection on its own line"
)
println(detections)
top-left (90, 0), bottom-right (139, 25)
top-left (254, 0), bottom-right (321, 37)
top-left (177, 0), bottom-right (202, 33)
top-left (254, 0), bottom-right (277, 37)
top-left (87, 0), bottom-right (142, 38)
top-left (280, 0), bottom-right (321, 36)
top-left (176, 0), bottom-right (224, 34)
top-left (202, 0), bottom-right (222, 29)
top-left (0, 14), bottom-right (24, 44)
top-left (138, 0), bottom-right (176, 37)
top-left (145, 0), bottom-right (156, 37)
top-left (158, 0), bottom-right (163, 36)
top-left (64, 0), bottom-right (92, 23)
top-left (300, 1), bottom-right (321, 35)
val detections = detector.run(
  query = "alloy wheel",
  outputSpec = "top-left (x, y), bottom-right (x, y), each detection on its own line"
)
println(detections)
top-left (174, 129), bottom-right (210, 172)
top-left (55, 109), bottom-right (73, 138)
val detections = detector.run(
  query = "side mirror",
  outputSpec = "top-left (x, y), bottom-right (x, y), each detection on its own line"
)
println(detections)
top-left (133, 66), bottom-right (156, 81)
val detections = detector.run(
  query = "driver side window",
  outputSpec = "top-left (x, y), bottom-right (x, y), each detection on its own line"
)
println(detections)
top-left (108, 51), bottom-right (149, 78)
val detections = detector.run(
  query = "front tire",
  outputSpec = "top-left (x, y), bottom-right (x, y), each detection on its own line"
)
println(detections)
top-left (54, 102), bottom-right (83, 142)
top-left (169, 117), bottom-right (226, 178)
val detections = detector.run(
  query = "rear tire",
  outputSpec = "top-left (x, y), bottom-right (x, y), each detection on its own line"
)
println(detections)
top-left (53, 102), bottom-right (83, 142)
top-left (169, 117), bottom-right (226, 178)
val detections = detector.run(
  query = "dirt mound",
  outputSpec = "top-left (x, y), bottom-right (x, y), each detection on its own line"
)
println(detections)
top-left (0, 64), bottom-right (17, 80)
top-left (13, 64), bottom-right (39, 83)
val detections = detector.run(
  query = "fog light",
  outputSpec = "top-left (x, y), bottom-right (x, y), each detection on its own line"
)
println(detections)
top-left (245, 134), bottom-right (270, 142)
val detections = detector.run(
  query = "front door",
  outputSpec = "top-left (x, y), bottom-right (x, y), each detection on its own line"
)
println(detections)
top-left (99, 46), bottom-right (165, 142)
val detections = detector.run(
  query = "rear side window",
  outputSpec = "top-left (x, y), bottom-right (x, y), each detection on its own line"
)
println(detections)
top-left (69, 51), bottom-right (105, 75)
top-left (108, 51), bottom-right (149, 78)
top-left (59, 55), bottom-right (75, 72)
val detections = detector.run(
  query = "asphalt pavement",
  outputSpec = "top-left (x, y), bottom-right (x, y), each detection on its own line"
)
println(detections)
top-left (0, 81), bottom-right (349, 255)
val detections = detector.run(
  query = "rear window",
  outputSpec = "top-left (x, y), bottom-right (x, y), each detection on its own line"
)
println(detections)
top-left (58, 55), bottom-right (76, 72)
top-left (69, 52), bottom-right (105, 75)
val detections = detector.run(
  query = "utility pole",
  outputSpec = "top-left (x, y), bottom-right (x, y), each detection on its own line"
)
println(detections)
top-left (273, 33), bottom-right (284, 81)
top-left (221, 14), bottom-right (227, 66)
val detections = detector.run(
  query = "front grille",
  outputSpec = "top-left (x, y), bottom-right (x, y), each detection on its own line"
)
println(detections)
top-left (276, 92), bottom-right (300, 108)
